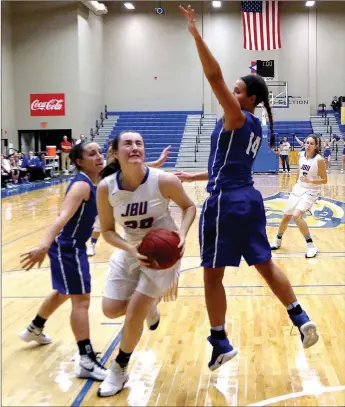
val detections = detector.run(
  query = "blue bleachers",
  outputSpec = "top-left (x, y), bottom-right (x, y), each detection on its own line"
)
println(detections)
top-left (273, 120), bottom-right (313, 146)
top-left (105, 111), bottom-right (197, 167)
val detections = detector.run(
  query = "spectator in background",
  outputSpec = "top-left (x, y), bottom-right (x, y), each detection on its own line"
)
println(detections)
top-left (331, 96), bottom-right (340, 112)
top-left (9, 155), bottom-right (20, 184)
top-left (21, 151), bottom-right (37, 169)
top-left (76, 134), bottom-right (86, 145)
top-left (60, 135), bottom-right (72, 174)
top-left (35, 153), bottom-right (47, 180)
top-left (2, 156), bottom-right (12, 187)
top-left (279, 137), bottom-right (291, 173)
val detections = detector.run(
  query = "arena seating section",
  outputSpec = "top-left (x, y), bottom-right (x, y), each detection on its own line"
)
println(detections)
top-left (103, 112), bottom-right (313, 166)
top-left (104, 111), bottom-right (201, 168)
top-left (273, 120), bottom-right (313, 147)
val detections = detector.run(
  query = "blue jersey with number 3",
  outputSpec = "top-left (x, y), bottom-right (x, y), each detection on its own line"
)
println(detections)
top-left (206, 112), bottom-right (262, 193)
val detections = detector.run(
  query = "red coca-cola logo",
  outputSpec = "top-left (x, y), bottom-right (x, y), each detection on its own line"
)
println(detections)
top-left (30, 93), bottom-right (65, 116)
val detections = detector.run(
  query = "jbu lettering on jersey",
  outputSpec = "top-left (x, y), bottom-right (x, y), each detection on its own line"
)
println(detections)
top-left (121, 201), bottom-right (148, 217)
top-left (301, 164), bottom-right (310, 177)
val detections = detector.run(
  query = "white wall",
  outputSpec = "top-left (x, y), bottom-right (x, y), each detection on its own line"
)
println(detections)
top-left (103, 2), bottom-right (204, 111)
top-left (12, 2), bottom-right (80, 135)
top-left (3, 0), bottom-right (345, 139)
top-left (77, 5), bottom-right (104, 137)
top-left (316, 2), bottom-right (345, 107)
top-left (103, 1), bottom-right (345, 116)
top-left (9, 1), bottom-right (105, 141)
top-left (1, 2), bottom-right (16, 147)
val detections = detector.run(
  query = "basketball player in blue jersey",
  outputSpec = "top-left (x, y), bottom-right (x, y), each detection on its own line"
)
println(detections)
top-left (176, 5), bottom-right (319, 371)
top-left (96, 131), bottom-right (196, 397)
top-left (19, 142), bottom-right (108, 381)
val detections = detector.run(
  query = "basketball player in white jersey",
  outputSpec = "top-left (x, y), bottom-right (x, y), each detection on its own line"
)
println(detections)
top-left (86, 145), bottom-right (172, 256)
top-left (271, 135), bottom-right (327, 257)
top-left (96, 131), bottom-right (196, 397)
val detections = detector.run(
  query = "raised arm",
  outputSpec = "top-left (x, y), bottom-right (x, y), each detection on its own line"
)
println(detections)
top-left (295, 136), bottom-right (304, 146)
top-left (174, 170), bottom-right (208, 183)
top-left (180, 5), bottom-right (245, 130)
top-left (145, 145), bottom-right (171, 168)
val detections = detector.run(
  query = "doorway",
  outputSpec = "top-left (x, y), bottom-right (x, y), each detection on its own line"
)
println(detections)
top-left (18, 129), bottom-right (72, 154)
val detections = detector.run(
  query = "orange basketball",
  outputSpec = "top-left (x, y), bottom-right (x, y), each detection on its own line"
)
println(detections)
top-left (138, 229), bottom-right (181, 270)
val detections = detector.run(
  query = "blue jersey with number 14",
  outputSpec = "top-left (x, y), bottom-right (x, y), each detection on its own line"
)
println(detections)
top-left (206, 111), bottom-right (262, 193)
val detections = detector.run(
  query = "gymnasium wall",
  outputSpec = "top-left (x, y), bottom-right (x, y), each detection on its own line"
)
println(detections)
top-left (1, 1), bottom-right (345, 146)
top-left (103, 2), bottom-right (204, 111)
top-left (3, 1), bottom-right (105, 147)
top-left (77, 5), bottom-right (104, 138)
top-left (104, 1), bottom-right (345, 114)
top-left (1, 2), bottom-right (16, 147)
top-left (11, 2), bottom-right (80, 140)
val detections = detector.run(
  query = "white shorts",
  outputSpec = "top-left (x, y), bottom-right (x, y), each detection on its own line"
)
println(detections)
top-left (93, 216), bottom-right (101, 233)
top-left (284, 184), bottom-right (319, 215)
top-left (104, 249), bottom-right (180, 300)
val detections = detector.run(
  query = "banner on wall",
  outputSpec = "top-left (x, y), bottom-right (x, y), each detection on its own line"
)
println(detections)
top-left (275, 97), bottom-right (309, 107)
top-left (30, 93), bottom-right (65, 116)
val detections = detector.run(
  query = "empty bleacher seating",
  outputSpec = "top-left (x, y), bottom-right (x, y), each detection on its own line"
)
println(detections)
top-left (273, 120), bottom-right (313, 147)
top-left (104, 111), bottom-right (202, 168)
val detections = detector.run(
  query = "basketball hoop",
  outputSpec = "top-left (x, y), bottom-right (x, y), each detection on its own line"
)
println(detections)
top-left (40, 122), bottom-right (47, 128)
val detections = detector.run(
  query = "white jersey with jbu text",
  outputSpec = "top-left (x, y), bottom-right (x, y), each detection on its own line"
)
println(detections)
top-left (104, 167), bottom-right (178, 244)
top-left (297, 152), bottom-right (323, 190)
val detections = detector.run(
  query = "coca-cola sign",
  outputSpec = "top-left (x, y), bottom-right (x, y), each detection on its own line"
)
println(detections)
top-left (30, 93), bottom-right (65, 116)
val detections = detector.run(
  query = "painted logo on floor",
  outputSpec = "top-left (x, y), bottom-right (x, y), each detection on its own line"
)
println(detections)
top-left (264, 192), bottom-right (345, 228)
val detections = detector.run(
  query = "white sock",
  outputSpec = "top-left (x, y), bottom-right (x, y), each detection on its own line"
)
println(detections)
top-left (211, 324), bottom-right (225, 331)
top-left (287, 301), bottom-right (300, 310)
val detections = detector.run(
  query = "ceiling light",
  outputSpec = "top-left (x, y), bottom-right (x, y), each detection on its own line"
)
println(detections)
top-left (212, 1), bottom-right (222, 8)
top-left (124, 2), bottom-right (135, 10)
top-left (305, 1), bottom-right (315, 6)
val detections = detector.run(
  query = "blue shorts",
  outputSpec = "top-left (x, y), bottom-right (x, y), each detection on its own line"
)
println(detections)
top-left (48, 241), bottom-right (91, 295)
top-left (324, 151), bottom-right (331, 158)
top-left (199, 186), bottom-right (272, 268)
top-left (342, 148), bottom-right (345, 156)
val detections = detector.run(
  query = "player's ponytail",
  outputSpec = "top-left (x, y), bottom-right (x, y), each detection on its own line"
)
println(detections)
top-left (263, 98), bottom-right (275, 148)
top-left (100, 134), bottom-right (121, 179)
top-left (241, 74), bottom-right (275, 148)
top-left (69, 141), bottom-right (92, 170)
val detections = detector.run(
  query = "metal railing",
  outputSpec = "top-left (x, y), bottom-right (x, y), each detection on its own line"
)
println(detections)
top-left (90, 105), bottom-right (109, 141)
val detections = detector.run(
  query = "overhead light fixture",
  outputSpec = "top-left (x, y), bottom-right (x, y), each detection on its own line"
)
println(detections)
top-left (80, 1), bottom-right (108, 15)
top-left (124, 2), bottom-right (135, 9)
top-left (212, 1), bottom-right (222, 8)
top-left (305, 1), bottom-right (315, 6)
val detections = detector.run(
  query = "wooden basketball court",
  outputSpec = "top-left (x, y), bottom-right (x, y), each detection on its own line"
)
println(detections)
top-left (2, 173), bottom-right (345, 406)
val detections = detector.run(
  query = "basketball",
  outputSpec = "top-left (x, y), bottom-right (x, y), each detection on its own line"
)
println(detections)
top-left (138, 229), bottom-right (181, 270)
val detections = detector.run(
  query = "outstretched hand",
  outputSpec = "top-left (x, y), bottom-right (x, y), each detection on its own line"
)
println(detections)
top-left (158, 145), bottom-right (171, 166)
top-left (179, 5), bottom-right (200, 38)
top-left (174, 171), bottom-right (195, 183)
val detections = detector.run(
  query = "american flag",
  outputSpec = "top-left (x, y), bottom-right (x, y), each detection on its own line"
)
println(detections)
top-left (241, 1), bottom-right (281, 51)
